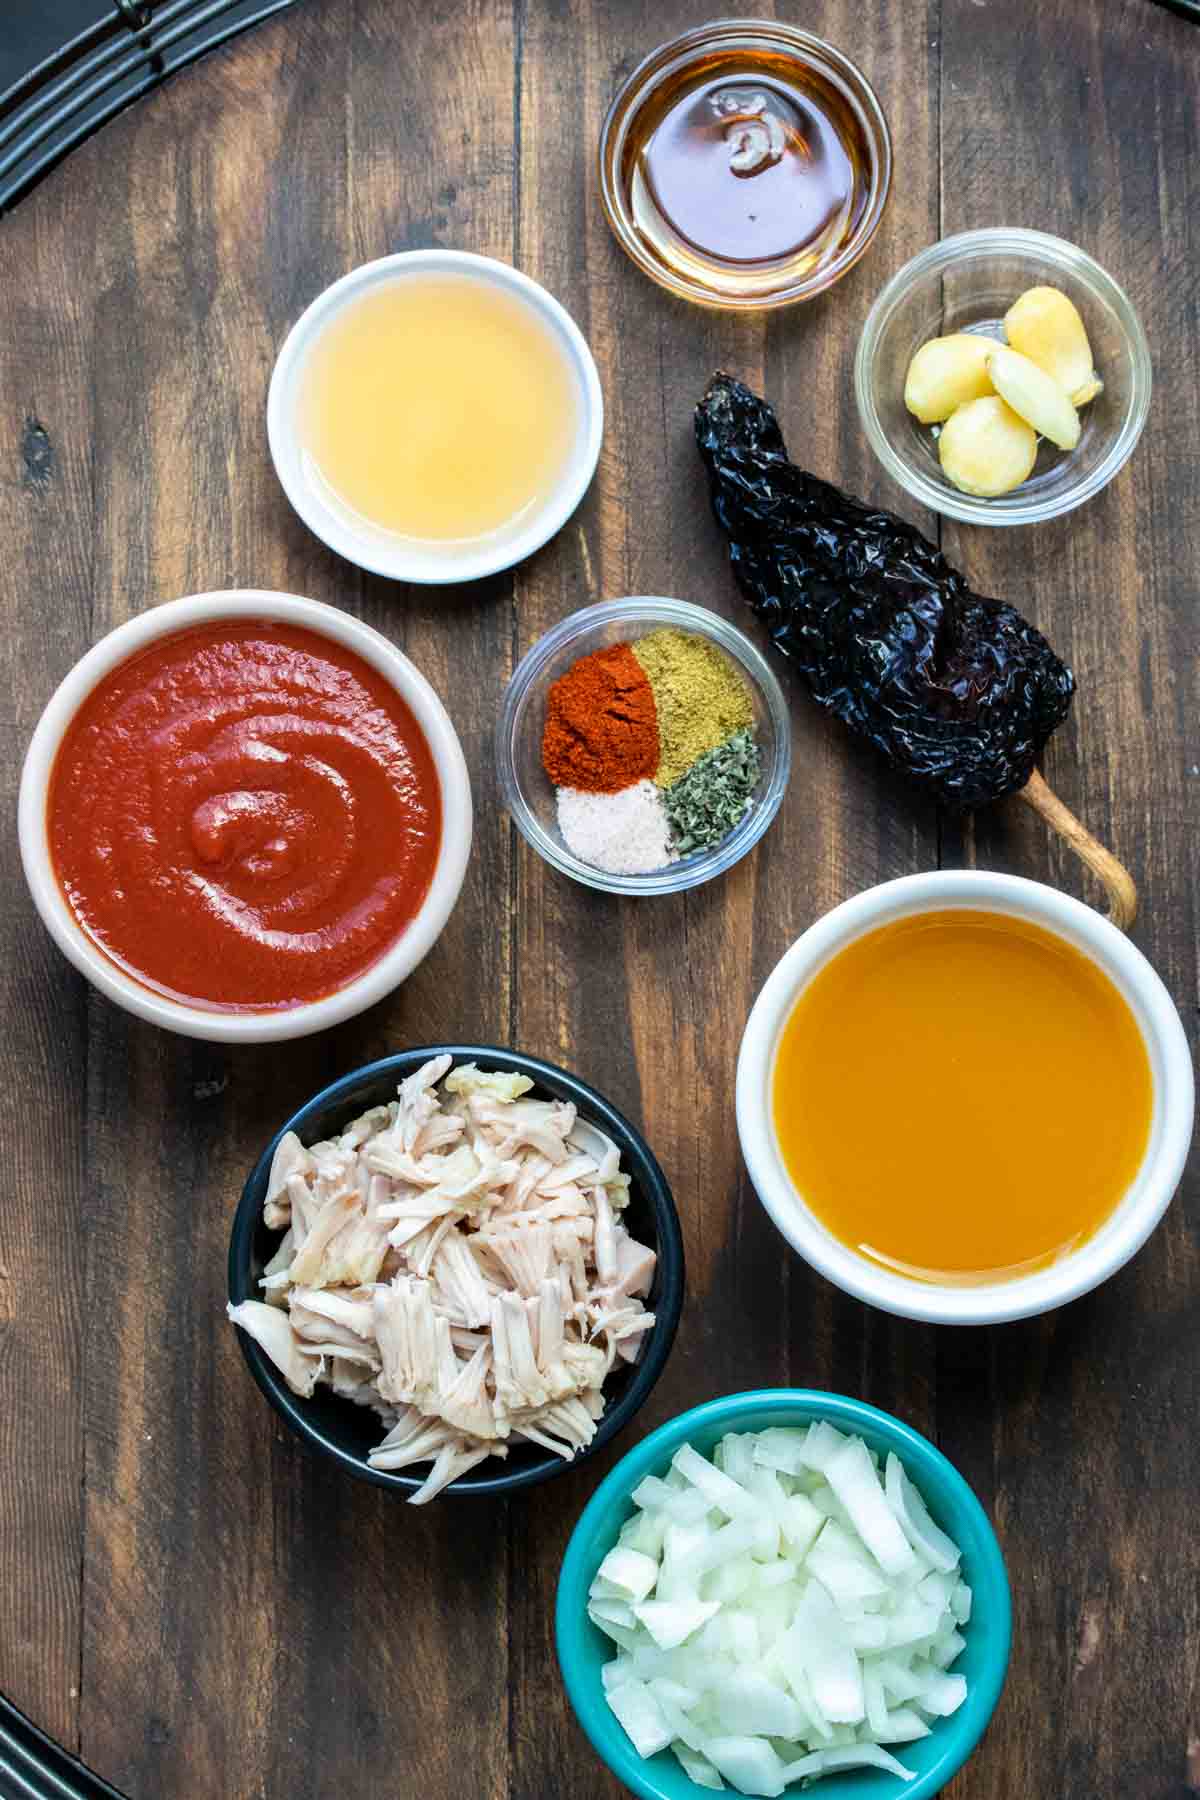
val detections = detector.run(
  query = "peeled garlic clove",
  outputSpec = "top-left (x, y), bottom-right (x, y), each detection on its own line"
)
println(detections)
top-left (1004, 286), bottom-right (1101, 408)
top-left (986, 345), bottom-right (1081, 451)
top-left (903, 333), bottom-right (995, 424)
top-left (1069, 371), bottom-right (1104, 407)
top-left (938, 395), bottom-right (1038, 497)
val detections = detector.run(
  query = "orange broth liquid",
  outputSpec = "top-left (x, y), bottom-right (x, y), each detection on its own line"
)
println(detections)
top-left (772, 910), bottom-right (1153, 1285)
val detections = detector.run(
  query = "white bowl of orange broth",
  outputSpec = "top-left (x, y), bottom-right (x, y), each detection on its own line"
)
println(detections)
top-left (737, 872), bottom-right (1194, 1325)
top-left (267, 250), bottom-right (603, 584)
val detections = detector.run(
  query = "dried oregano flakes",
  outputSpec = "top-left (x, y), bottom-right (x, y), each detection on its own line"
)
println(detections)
top-left (664, 728), bottom-right (762, 855)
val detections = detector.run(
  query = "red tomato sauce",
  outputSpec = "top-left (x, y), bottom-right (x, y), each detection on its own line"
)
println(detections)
top-left (48, 619), bottom-right (442, 1010)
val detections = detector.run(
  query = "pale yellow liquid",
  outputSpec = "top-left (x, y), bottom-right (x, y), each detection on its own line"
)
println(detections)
top-left (298, 276), bottom-right (580, 543)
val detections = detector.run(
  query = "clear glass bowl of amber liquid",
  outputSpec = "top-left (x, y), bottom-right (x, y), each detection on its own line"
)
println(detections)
top-left (598, 19), bottom-right (892, 310)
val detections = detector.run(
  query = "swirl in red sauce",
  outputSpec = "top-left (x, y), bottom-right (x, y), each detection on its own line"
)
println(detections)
top-left (47, 619), bottom-right (442, 1010)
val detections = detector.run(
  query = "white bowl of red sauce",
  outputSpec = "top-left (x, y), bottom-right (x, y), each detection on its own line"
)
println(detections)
top-left (19, 591), bottom-right (471, 1042)
top-left (737, 872), bottom-right (1194, 1325)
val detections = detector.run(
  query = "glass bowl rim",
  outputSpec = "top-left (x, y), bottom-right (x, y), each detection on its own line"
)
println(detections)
top-left (496, 596), bottom-right (792, 896)
top-left (597, 16), bottom-right (893, 313)
top-left (853, 226), bottom-right (1153, 526)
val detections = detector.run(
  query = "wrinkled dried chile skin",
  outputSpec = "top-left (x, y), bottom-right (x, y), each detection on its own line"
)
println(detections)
top-left (695, 374), bottom-right (1075, 811)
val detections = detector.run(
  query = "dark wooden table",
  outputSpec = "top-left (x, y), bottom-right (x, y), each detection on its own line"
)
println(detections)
top-left (1, 2), bottom-right (1197, 1796)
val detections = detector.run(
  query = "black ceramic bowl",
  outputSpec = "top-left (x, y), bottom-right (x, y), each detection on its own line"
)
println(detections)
top-left (228, 1046), bottom-right (685, 1498)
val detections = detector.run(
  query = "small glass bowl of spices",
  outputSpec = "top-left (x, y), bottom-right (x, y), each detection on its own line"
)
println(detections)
top-left (497, 597), bottom-right (790, 894)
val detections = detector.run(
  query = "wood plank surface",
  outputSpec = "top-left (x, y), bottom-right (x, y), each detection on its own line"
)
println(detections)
top-left (0, 1), bottom-right (1195, 1797)
top-left (0, 153), bottom-right (96, 1758)
top-left (935, 7), bottom-right (1200, 1796)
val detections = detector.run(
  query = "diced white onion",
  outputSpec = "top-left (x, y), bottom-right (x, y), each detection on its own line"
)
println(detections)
top-left (863, 1663), bottom-right (889, 1738)
top-left (658, 1522), bottom-right (717, 1602)
top-left (706, 1556), bottom-right (757, 1605)
top-left (780, 1494), bottom-right (823, 1558)
top-left (796, 1421), bottom-right (847, 1473)
top-left (593, 1546), bottom-right (659, 1603)
top-left (931, 1626), bottom-right (967, 1669)
top-left (695, 1521), bottom-right (758, 1580)
top-left (672, 1741), bottom-right (726, 1789)
top-left (704, 1736), bottom-right (787, 1798)
top-left (718, 1432), bottom-right (760, 1489)
top-left (658, 1689), bottom-right (709, 1754)
top-left (606, 1679), bottom-right (673, 1759)
top-left (587, 1596), bottom-right (637, 1631)
top-left (886, 1452), bottom-right (962, 1573)
top-left (633, 1475), bottom-right (713, 1524)
top-left (619, 1508), bottom-right (669, 1558)
top-left (752, 1427), bottom-right (811, 1475)
top-left (913, 1668), bottom-right (968, 1717)
top-left (601, 1657), bottom-right (634, 1693)
top-left (785, 1579), bottom-right (866, 1723)
top-left (879, 1707), bottom-right (931, 1742)
top-left (806, 1532), bottom-right (892, 1610)
top-left (674, 1443), bottom-right (762, 1521)
top-left (633, 1597), bottom-right (720, 1650)
top-left (884, 1595), bottom-right (945, 1651)
top-left (649, 1676), bottom-right (702, 1713)
top-left (591, 1424), bottom-right (974, 1795)
top-left (727, 1610), bottom-right (761, 1666)
top-left (786, 1743), bottom-right (917, 1783)
top-left (755, 1558), bottom-right (798, 1591)
top-left (825, 1437), bottom-right (918, 1578)
top-left (846, 1616), bottom-right (889, 1654)
top-left (708, 1669), bottom-right (804, 1739)
top-left (873, 1655), bottom-right (924, 1704)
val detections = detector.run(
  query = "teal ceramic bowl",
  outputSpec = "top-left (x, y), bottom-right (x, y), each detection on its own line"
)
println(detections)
top-left (556, 1390), bottom-right (1011, 1800)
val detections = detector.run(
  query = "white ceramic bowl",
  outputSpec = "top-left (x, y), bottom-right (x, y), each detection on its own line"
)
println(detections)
top-left (737, 872), bottom-right (1194, 1324)
top-left (18, 590), bottom-right (472, 1043)
top-left (267, 250), bottom-right (604, 584)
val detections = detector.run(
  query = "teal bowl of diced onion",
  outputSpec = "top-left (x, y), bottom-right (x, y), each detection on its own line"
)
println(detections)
top-left (556, 1390), bottom-right (1011, 1800)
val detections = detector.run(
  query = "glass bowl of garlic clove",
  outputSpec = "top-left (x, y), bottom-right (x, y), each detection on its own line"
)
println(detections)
top-left (854, 228), bottom-right (1151, 526)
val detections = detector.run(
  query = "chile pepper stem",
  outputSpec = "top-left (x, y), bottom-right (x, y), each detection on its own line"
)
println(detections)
top-left (1017, 769), bottom-right (1138, 931)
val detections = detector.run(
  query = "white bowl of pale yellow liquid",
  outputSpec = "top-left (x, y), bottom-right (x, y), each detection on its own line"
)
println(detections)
top-left (268, 251), bottom-right (603, 584)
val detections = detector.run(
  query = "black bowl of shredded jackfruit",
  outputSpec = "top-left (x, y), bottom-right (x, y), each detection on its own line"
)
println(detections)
top-left (228, 1045), bottom-right (685, 1500)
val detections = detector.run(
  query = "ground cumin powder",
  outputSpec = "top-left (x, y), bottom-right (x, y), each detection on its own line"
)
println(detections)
top-left (632, 628), bottom-right (755, 788)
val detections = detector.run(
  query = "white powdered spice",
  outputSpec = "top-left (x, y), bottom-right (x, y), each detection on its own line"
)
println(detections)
top-left (557, 780), bottom-right (677, 875)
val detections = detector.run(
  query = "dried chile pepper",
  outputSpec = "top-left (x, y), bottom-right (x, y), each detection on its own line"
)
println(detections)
top-left (694, 373), bottom-right (1076, 812)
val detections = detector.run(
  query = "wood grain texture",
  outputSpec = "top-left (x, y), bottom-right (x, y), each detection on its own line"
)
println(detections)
top-left (936, 6), bottom-right (1200, 1797)
top-left (0, 1), bottom-right (1195, 1797)
top-left (507, 5), bottom-right (943, 1792)
top-left (0, 172), bottom-right (95, 1751)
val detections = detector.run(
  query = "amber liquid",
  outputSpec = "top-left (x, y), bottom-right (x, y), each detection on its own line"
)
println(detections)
top-left (623, 51), bottom-right (869, 300)
top-left (772, 911), bottom-right (1153, 1284)
top-left (298, 276), bottom-right (580, 545)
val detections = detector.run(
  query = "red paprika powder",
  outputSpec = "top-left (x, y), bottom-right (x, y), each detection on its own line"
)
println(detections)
top-left (542, 643), bottom-right (659, 792)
